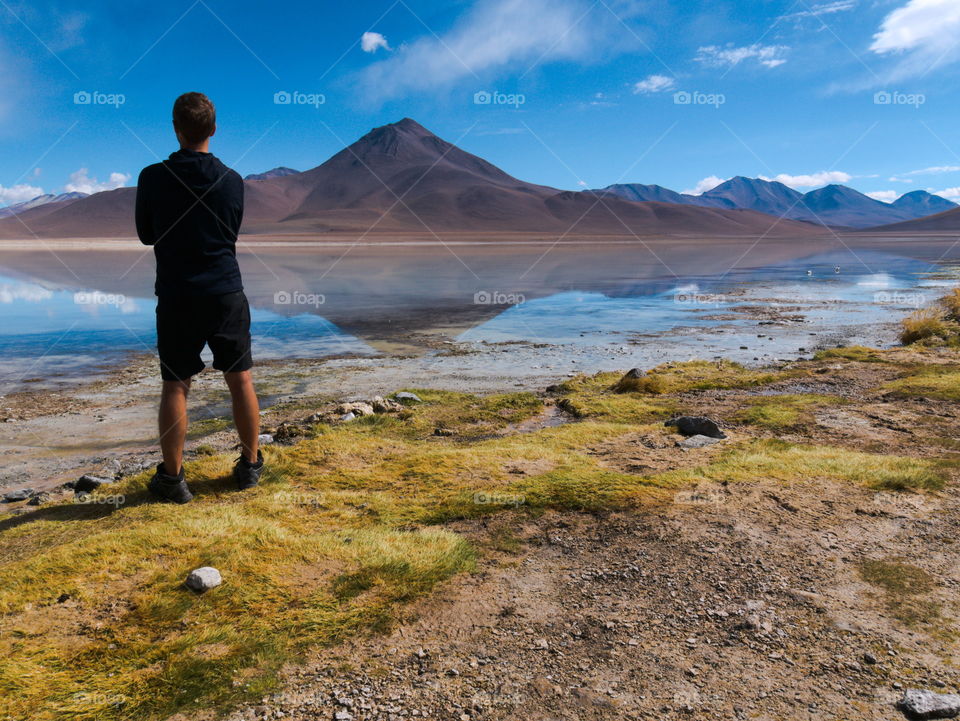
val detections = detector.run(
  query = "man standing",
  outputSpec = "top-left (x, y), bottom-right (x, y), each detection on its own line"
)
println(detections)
top-left (136, 91), bottom-right (263, 503)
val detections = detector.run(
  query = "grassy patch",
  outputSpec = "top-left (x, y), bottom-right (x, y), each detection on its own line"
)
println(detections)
top-left (608, 360), bottom-right (781, 395)
top-left (899, 288), bottom-right (960, 346)
top-left (186, 415), bottom-right (232, 439)
top-left (556, 361), bottom-right (781, 423)
top-left (658, 438), bottom-right (947, 492)
top-left (814, 346), bottom-right (887, 363)
top-left (860, 559), bottom-right (941, 626)
top-left (386, 389), bottom-right (543, 438)
top-left (733, 394), bottom-right (843, 430)
top-left (883, 365), bottom-right (960, 402)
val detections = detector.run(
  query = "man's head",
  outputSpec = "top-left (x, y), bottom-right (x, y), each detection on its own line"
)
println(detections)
top-left (172, 92), bottom-right (216, 150)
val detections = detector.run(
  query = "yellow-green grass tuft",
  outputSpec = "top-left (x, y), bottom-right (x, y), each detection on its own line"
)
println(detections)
top-left (733, 394), bottom-right (843, 430)
top-left (900, 308), bottom-right (960, 346)
top-left (813, 346), bottom-right (887, 363)
top-left (658, 438), bottom-right (947, 492)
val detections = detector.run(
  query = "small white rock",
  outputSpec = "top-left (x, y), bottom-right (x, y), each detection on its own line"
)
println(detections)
top-left (185, 567), bottom-right (222, 592)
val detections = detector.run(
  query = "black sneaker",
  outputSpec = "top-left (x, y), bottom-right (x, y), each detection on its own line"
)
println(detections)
top-left (148, 463), bottom-right (193, 504)
top-left (234, 451), bottom-right (264, 490)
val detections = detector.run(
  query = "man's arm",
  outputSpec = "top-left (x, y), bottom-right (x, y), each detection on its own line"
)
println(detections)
top-left (135, 168), bottom-right (156, 246)
top-left (234, 172), bottom-right (244, 234)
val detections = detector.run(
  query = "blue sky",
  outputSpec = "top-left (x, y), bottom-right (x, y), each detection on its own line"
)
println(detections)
top-left (2, 0), bottom-right (960, 206)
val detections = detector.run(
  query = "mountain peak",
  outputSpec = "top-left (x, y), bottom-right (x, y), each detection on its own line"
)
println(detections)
top-left (890, 189), bottom-right (957, 213)
top-left (245, 166), bottom-right (300, 181)
top-left (391, 117), bottom-right (429, 133)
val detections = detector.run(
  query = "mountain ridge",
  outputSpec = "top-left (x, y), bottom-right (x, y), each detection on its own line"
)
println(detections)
top-left (595, 177), bottom-right (956, 229)
top-left (0, 120), bottom-right (825, 238)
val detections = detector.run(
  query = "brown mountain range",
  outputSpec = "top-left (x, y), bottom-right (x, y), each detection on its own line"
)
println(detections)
top-left (871, 204), bottom-right (960, 232)
top-left (0, 118), bottom-right (822, 239)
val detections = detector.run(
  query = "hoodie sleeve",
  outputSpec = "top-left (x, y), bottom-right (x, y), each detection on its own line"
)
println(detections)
top-left (234, 171), bottom-right (244, 234)
top-left (135, 167), bottom-right (155, 246)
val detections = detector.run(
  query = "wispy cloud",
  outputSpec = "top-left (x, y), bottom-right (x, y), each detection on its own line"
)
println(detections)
top-left (694, 43), bottom-right (789, 69)
top-left (870, 0), bottom-right (960, 81)
top-left (633, 74), bottom-right (675, 93)
top-left (357, 0), bottom-right (609, 102)
top-left (64, 169), bottom-right (130, 194)
top-left (905, 165), bottom-right (960, 175)
top-left (866, 190), bottom-right (897, 202)
top-left (779, 0), bottom-right (857, 24)
top-left (933, 186), bottom-right (960, 201)
top-left (759, 171), bottom-right (852, 188)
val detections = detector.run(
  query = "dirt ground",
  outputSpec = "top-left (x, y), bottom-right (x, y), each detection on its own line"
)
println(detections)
top-left (210, 353), bottom-right (960, 721)
top-left (219, 474), bottom-right (958, 721)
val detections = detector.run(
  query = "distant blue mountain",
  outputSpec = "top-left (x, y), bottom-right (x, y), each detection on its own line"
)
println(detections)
top-left (590, 177), bottom-right (958, 229)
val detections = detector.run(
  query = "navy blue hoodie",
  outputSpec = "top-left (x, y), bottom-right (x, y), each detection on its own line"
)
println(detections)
top-left (135, 150), bottom-right (244, 297)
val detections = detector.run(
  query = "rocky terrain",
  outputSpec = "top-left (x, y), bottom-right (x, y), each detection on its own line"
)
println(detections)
top-left (3, 346), bottom-right (960, 721)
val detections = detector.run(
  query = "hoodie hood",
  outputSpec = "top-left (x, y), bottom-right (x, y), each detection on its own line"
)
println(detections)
top-left (163, 149), bottom-right (228, 192)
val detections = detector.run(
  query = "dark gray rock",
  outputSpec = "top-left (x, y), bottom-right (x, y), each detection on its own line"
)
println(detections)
top-left (2, 488), bottom-right (34, 502)
top-left (185, 567), bottom-right (222, 592)
top-left (74, 475), bottom-right (113, 493)
top-left (27, 492), bottom-right (52, 506)
top-left (666, 416), bottom-right (727, 439)
top-left (899, 689), bottom-right (960, 720)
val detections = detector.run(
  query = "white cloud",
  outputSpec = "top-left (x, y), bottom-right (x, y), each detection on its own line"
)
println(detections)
top-left (358, 0), bottom-right (605, 102)
top-left (361, 31), bottom-right (390, 53)
top-left (759, 171), bottom-right (852, 188)
top-left (867, 190), bottom-right (898, 202)
top-left (0, 183), bottom-right (44, 206)
top-left (934, 187), bottom-right (960, 201)
top-left (633, 74), bottom-right (675, 94)
top-left (0, 281), bottom-right (53, 303)
top-left (870, 0), bottom-right (960, 80)
top-left (64, 169), bottom-right (130, 195)
top-left (694, 43), bottom-right (789, 69)
top-left (682, 175), bottom-right (727, 195)
top-left (906, 165), bottom-right (960, 175)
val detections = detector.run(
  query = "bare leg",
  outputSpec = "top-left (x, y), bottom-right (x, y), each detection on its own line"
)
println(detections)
top-left (225, 370), bottom-right (259, 462)
top-left (159, 379), bottom-right (191, 474)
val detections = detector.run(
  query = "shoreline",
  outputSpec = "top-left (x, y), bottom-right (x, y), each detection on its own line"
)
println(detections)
top-left (1, 230), bottom-right (957, 251)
